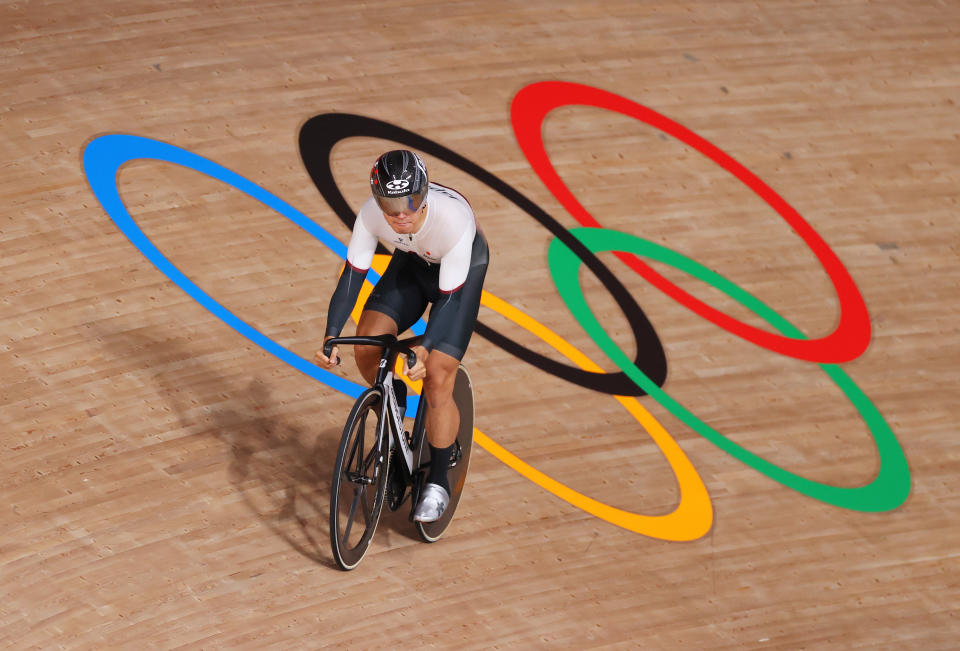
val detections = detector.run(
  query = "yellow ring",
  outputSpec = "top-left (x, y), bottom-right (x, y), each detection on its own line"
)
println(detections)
top-left (350, 255), bottom-right (712, 540)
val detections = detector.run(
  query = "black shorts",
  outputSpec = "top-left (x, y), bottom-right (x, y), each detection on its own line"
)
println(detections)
top-left (364, 232), bottom-right (489, 360)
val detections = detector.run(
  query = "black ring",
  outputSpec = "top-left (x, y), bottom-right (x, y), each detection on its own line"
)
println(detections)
top-left (298, 113), bottom-right (666, 396)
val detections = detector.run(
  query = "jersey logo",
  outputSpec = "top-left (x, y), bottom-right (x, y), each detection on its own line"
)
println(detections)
top-left (385, 179), bottom-right (409, 191)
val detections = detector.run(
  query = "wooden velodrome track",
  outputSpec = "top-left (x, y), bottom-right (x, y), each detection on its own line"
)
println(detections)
top-left (2, 0), bottom-right (959, 647)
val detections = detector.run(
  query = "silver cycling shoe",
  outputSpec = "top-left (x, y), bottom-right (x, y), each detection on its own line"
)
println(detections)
top-left (413, 483), bottom-right (450, 523)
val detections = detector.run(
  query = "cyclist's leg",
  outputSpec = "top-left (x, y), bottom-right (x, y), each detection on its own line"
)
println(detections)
top-left (425, 231), bottom-right (489, 364)
top-left (419, 234), bottom-right (488, 499)
top-left (422, 351), bottom-right (461, 448)
top-left (414, 351), bottom-right (466, 521)
top-left (355, 251), bottom-right (428, 385)
top-left (354, 310), bottom-right (398, 385)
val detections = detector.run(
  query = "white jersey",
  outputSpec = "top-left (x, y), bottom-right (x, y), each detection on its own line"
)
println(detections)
top-left (346, 183), bottom-right (477, 292)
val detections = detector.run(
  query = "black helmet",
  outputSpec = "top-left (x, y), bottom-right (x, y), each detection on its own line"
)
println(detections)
top-left (370, 150), bottom-right (429, 215)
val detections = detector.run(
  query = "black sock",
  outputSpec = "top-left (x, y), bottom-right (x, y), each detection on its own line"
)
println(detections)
top-left (427, 443), bottom-right (454, 493)
top-left (392, 378), bottom-right (407, 415)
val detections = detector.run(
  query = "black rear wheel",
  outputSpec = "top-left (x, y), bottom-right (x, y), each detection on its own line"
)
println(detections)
top-left (330, 388), bottom-right (389, 570)
top-left (416, 365), bottom-right (475, 543)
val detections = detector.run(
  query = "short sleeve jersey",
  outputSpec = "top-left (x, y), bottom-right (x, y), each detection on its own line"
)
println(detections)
top-left (346, 183), bottom-right (477, 292)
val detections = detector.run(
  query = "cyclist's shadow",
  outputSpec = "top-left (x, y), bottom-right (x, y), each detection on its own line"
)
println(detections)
top-left (95, 325), bottom-right (343, 569)
top-left (378, 492), bottom-right (428, 544)
top-left (224, 379), bottom-right (342, 568)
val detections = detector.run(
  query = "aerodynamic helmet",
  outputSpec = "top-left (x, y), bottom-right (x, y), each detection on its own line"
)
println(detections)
top-left (369, 150), bottom-right (429, 216)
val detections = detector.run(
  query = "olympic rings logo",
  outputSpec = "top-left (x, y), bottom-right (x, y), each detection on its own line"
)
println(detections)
top-left (83, 81), bottom-right (909, 542)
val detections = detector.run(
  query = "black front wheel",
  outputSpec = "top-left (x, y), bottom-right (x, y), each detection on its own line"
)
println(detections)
top-left (330, 388), bottom-right (389, 570)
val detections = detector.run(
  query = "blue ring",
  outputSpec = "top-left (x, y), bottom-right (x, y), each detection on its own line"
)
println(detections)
top-left (83, 134), bottom-right (422, 414)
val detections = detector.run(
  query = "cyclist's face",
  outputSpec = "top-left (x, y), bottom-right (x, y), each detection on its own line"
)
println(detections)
top-left (383, 203), bottom-right (426, 234)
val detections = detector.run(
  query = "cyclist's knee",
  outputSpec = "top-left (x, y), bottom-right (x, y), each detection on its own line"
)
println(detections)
top-left (355, 320), bottom-right (376, 337)
top-left (354, 311), bottom-right (398, 382)
top-left (423, 380), bottom-right (454, 408)
top-left (355, 345), bottom-right (380, 370)
top-left (423, 355), bottom-right (457, 405)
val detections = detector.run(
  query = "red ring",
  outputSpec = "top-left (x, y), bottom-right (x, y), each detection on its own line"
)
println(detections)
top-left (511, 81), bottom-right (870, 364)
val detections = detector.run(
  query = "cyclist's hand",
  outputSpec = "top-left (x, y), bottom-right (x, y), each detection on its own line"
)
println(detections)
top-left (405, 345), bottom-right (428, 381)
top-left (314, 337), bottom-right (341, 369)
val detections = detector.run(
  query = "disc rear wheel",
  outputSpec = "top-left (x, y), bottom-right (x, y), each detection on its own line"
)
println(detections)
top-left (416, 365), bottom-right (475, 543)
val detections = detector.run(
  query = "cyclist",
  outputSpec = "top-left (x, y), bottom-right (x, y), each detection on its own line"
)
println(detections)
top-left (315, 150), bottom-right (489, 522)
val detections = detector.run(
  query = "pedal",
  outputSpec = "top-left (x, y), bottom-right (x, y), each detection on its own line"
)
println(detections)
top-left (448, 440), bottom-right (462, 468)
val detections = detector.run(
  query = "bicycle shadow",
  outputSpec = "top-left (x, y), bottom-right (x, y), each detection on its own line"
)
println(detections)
top-left (94, 324), bottom-right (341, 569)
top-left (378, 491), bottom-right (426, 543)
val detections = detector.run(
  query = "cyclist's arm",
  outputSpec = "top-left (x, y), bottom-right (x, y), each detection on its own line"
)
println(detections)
top-left (324, 216), bottom-right (378, 338)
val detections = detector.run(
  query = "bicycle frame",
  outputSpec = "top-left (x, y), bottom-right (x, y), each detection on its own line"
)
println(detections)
top-left (384, 366), bottom-right (415, 475)
top-left (324, 334), bottom-right (427, 486)
top-left (327, 335), bottom-right (475, 566)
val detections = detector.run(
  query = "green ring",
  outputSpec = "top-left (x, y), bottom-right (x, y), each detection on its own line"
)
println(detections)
top-left (548, 228), bottom-right (909, 512)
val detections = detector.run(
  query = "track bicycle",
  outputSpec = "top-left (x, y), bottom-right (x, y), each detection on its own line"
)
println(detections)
top-left (324, 334), bottom-right (474, 571)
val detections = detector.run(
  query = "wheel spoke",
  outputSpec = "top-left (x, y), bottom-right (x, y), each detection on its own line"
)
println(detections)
top-left (356, 427), bottom-right (368, 473)
top-left (360, 485), bottom-right (372, 522)
top-left (346, 428), bottom-right (362, 475)
top-left (355, 413), bottom-right (368, 468)
top-left (362, 443), bottom-right (380, 476)
top-left (343, 485), bottom-right (362, 543)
